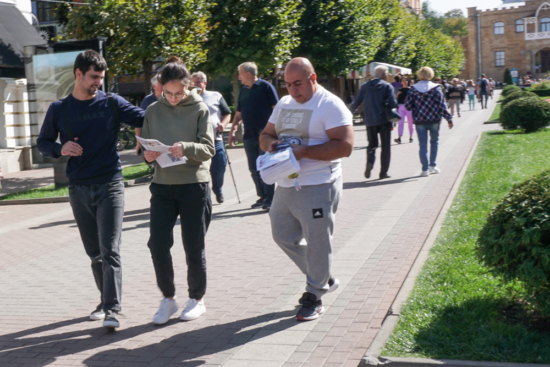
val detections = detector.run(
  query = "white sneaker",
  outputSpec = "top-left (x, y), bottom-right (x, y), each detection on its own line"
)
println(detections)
top-left (153, 298), bottom-right (178, 325)
top-left (180, 299), bottom-right (206, 321)
top-left (429, 167), bottom-right (440, 174)
top-left (420, 170), bottom-right (429, 177)
top-left (327, 276), bottom-right (339, 293)
top-left (89, 304), bottom-right (105, 321)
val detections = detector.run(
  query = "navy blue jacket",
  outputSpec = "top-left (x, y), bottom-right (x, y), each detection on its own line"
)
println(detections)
top-left (37, 91), bottom-right (144, 185)
top-left (140, 93), bottom-right (158, 110)
top-left (351, 78), bottom-right (397, 127)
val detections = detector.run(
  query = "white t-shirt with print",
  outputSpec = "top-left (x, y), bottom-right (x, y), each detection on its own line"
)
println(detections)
top-left (268, 85), bottom-right (352, 188)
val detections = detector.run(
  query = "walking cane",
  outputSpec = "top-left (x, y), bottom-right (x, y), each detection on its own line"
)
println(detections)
top-left (224, 142), bottom-right (241, 204)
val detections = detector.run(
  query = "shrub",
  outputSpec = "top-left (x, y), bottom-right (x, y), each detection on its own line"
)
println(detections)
top-left (500, 91), bottom-right (539, 108)
top-left (504, 68), bottom-right (513, 85)
top-left (501, 85), bottom-right (521, 97)
top-left (530, 80), bottom-right (550, 90)
top-left (526, 88), bottom-right (550, 97)
top-left (477, 169), bottom-right (550, 316)
top-left (500, 97), bottom-right (550, 132)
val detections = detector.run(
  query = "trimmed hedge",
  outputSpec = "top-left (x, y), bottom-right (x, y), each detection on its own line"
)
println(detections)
top-left (502, 85), bottom-right (521, 97)
top-left (500, 97), bottom-right (550, 132)
top-left (526, 88), bottom-right (550, 97)
top-left (477, 169), bottom-right (550, 316)
top-left (500, 91), bottom-right (539, 108)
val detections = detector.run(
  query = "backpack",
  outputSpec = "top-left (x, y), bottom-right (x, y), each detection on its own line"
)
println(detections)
top-left (61, 93), bottom-right (119, 142)
top-left (480, 79), bottom-right (488, 92)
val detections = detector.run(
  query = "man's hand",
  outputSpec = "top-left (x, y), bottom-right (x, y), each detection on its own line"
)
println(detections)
top-left (267, 139), bottom-right (283, 153)
top-left (144, 150), bottom-right (160, 163)
top-left (168, 142), bottom-right (184, 158)
top-left (217, 124), bottom-right (225, 133)
top-left (448, 123), bottom-right (454, 129)
top-left (136, 141), bottom-right (141, 155)
top-left (291, 144), bottom-right (306, 160)
top-left (61, 138), bottom-right (83, 156)
top-left (228, 132), bottom-right (237, 147)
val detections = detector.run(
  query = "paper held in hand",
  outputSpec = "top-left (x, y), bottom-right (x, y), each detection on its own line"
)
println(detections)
top-left (256, 147), bottom-right (300, 185)
top-left (136, 136), bottom-right (188, 168)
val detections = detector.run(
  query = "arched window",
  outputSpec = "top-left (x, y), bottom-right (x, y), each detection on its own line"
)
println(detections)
top-left (541, 17), bottom-right (550, 32)
top-left (516, 19), bottom-right (524, 32)
top-left (494, 22), bottom-right (505, 34)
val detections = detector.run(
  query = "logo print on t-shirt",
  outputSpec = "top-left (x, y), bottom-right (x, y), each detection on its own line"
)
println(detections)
top-left (276, 109), bottom-right (313, 144)
top-left (312, 208), bottom-right (324, 219)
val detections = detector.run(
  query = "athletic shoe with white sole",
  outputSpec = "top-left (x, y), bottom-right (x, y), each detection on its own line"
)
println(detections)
top-left (420, 170), bottom-right (429, 177)
top-left (296, 292), bottom-right (324, 321)
top-left (429, 166), bottom-right (440, 174)
top-left (103, 310), bottom-right (120, 329)
top-left (153, 298), bottom-right (178, 325)
top-left (327, 276), bottom-right (339, 293)
top-left (180, 299), bottom-right (206, 321)
top-left (89, 304), bottom-right (105, 321)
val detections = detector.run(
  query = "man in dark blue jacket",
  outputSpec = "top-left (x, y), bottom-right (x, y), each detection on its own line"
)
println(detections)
top-left (37, 50), bottom-right (144, 329)
top-left (351, 65), bottom-right (397, 179)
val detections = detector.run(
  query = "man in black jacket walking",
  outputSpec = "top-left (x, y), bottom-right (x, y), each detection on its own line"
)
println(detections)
top-left (351, 65), bottom-right (397, 179)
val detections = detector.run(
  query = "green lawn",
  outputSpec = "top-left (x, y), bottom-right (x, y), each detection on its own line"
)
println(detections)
top-left (382, 129), bottom-right (550, 363)
top-left (0, 163), bottom-right (152, 201)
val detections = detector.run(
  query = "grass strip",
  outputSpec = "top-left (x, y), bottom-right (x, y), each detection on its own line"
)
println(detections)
top-left (488, 103), bottom-right (501, 121)
top-left (382, 129), bottom-right (550, 363)
top-left (0, 163), bottom-right (152, 201)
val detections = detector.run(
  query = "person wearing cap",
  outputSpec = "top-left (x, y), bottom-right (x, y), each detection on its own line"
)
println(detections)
top-left (260, 57), bottom-right (354, 321)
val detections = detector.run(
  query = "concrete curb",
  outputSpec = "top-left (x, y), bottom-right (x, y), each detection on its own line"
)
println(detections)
top-left (362, 356), bottom-right (550, 367)
top-left (360, 134), bottom-right (484, 366)
top-left (0, 176), bottom-right (152, 206)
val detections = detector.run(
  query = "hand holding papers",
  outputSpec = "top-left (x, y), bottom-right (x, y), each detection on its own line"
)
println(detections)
top-left (136, 136), bottom-right (188, 168)
top-left (256, 146), bottom-right (300, 187)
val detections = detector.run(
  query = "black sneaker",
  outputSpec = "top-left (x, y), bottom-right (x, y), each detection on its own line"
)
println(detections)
top-left (90, 303), bottom-right (105, 321)
top-left (365, 163), bottom-right (373, 179)
top-left (262, 198), bottom-right (272, 211)
top-left (296, 292), bottom-right (324, 321)
top-left (409, 137), bottom-right (413, 143)
top-left (251, 198), bottom-right (264, 209)
top-left (103, 310), bottom-right (120, 329)
top-left (394, 138), bottom-right (401, 144)
top-left (215, 193), bottom-right (224, 204)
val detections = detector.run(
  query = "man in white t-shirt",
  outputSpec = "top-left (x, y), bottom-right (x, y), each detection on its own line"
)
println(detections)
top-left (191, 71), bottom-right (232, 203)
top-left (260, 58), bottom-right (354, 321)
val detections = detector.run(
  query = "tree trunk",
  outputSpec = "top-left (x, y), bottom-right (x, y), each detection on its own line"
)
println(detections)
top-left (231, 72), bottom-right (244, 143)
top-left (143, 60), bottom-right (153, 96)
top-left (232, 72), bottom-right (240, 107)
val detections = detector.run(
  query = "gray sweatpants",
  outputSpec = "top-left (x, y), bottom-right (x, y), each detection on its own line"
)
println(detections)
top-left (269, 176), bottom-right (342, 299)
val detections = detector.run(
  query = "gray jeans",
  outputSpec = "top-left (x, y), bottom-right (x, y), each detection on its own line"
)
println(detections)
top-left (269, 176), bottom-right (342, 299)
top-left (69, 180), bottom-right (124, 312)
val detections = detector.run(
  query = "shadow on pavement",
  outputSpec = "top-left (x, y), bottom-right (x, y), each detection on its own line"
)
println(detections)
top-left (29, 208), bottom-right (150, 230)
top-left (212, 208), bottom-right (267, 220)
top-left (0, 309), bottom-right (299, 366)
top-left (344, 176), bottom-right (418, 190)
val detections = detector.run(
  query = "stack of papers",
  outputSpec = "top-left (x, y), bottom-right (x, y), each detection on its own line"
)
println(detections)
top-left (136, 136), bottom-right (188, 168)
top-left (256, 147), bottom-right (300, 185)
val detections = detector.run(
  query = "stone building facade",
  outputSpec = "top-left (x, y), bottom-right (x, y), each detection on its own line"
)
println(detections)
top-left (463, 0), bottom-right (550, 81)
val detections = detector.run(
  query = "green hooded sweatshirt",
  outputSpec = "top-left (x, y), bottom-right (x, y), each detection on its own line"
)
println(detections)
top-left (141, 87), bottom-right (215, 185)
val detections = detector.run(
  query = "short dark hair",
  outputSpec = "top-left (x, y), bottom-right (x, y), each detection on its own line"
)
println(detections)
top-left (160, 62), bottom-right (190, 86)
top-left (481, 74), bottom-right (486, 78)
top-left (74, 50), bottom-right (107, 76)
top-left (394, 75), bottom-right (401, 82)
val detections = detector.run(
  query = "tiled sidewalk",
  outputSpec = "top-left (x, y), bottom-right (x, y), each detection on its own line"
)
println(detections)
top-left (0, 97), bottom-right (499, 367)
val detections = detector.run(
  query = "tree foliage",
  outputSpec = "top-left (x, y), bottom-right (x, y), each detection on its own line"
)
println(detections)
top-left (422, 1), bottom-right (468, 37)
top-left (63, 0), bottom-right (209, 93)
top-left (292, 0), bottom-right (385, 78)
top-left (202, 0), bottom-right (302, 103)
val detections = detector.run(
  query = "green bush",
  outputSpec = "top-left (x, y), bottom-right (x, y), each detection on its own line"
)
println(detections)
top-left (526, 88), bottom-right (550, 97)
top-left (504, 68), bottom-right (513, 85)
top-left (501, 85), bottom-right (521, 97)
top-left (530, 80), bottom-right (550, 90)
top-left (477, 169), bottom-right (550, 316)
top-left (500, 90), bottom-right (538, 108)
top-left (500, 97), bottom-right (550, 132)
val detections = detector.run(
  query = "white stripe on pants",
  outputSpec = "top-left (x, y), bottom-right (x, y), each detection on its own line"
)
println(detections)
top-left (269, 176), bottom-right (342, 299)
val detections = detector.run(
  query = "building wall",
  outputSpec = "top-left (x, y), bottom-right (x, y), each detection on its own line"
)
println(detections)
top-left (464, 0), bottom-right (550, 82)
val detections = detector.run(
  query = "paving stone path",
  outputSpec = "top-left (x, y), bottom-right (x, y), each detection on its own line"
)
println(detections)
top-left (0, 95), bottom-right (499, 366)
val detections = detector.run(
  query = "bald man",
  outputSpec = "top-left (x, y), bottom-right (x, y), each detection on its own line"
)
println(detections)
top-left (260, 58), bottom-right (354, 321)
